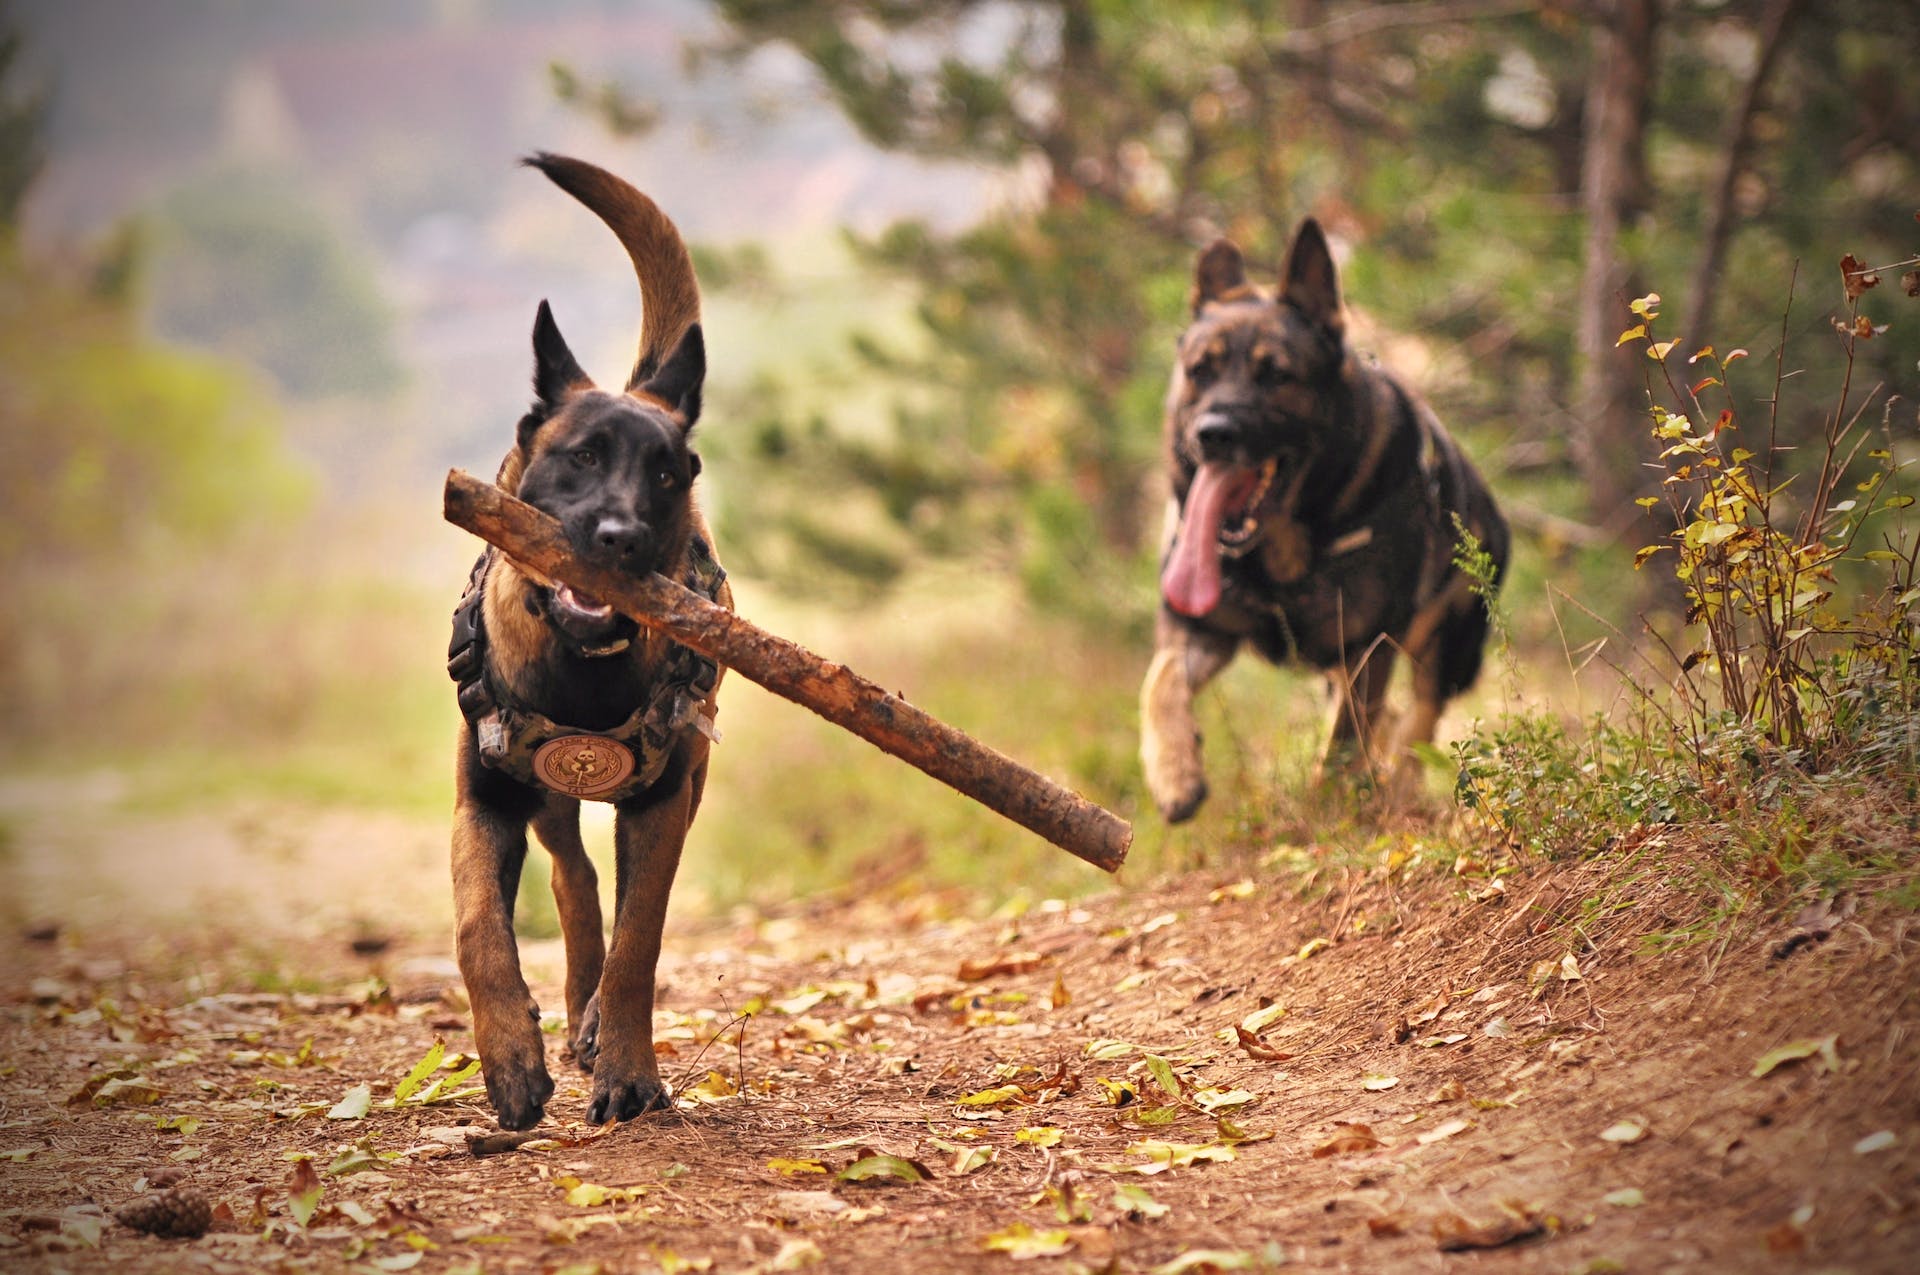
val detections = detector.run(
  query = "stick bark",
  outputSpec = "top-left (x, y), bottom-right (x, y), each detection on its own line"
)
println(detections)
top-left (443, 469), bottom-right (1132, 873)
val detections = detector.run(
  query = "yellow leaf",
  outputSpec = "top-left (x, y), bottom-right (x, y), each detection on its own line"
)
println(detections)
top-left (766, 1158), bottom-right (828, 1176)
top-left (1017, 1126), bottom-right (1064, 1148)
top-left (955, 1084), bottom-right (1029, 1107)
top-left (1615, 323), bottom-right (1648, 346)
top-left (1239, 1003), bottom-right (1287, 1034)
top-left (1048, 972), bottom-right (1071, 1010)
top-left (981, 1222), bottom-right (1073, 1259)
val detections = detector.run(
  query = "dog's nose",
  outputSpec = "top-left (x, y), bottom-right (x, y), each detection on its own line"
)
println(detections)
top-left (1194, 414), bottom-right (1241, 462)
top-left (592, 516), bottom-right (652, 563)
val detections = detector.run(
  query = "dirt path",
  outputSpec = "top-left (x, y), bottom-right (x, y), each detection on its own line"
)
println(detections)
top-left (3, 810), bottom-right (1917, 1275)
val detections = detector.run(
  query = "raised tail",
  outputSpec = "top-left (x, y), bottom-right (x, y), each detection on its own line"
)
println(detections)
top-left (522, 152), bottom-right (700, 391)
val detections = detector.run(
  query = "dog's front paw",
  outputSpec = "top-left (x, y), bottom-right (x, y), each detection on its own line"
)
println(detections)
top-left (1155, 777), bottom-right (1209, 825)
top-left (569, 992), bottom-right (601, 1072)
top-left (586, 1067), bottom-right (671, 1125)
top-left (482, 1044), bottom-right (554, 1131)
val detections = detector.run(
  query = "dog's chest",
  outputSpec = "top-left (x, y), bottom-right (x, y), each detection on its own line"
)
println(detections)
top-left (1219, 521), bottom-right (1431, 666)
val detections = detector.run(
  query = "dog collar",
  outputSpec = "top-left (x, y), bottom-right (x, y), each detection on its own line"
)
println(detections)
top-left (447, 538), bottom-right (726, 803)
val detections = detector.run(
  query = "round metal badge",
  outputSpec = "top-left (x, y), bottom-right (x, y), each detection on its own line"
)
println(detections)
top-left (531, 735), bottom-right (636, 799)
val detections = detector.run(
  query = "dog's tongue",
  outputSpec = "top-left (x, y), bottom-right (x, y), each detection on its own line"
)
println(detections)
top-left (1162, 464), bottom-right (1255, 617)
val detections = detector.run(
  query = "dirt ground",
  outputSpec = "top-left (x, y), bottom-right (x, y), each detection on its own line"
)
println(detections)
top-left (2, 797), bottom-right (1917, 1274)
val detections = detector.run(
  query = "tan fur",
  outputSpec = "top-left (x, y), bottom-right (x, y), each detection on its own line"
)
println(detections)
top-left (452, 156), bottom-right (731, 1129)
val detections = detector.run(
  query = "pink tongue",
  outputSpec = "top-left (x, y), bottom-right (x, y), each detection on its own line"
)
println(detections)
top-left (1161, 464), bottom-right (1247, 617)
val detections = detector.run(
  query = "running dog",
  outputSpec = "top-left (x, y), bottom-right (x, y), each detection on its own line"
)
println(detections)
top-left (447, 154), bottom-right (728, 1128)
top-left (1141, 220), bottom-right (1508, 821)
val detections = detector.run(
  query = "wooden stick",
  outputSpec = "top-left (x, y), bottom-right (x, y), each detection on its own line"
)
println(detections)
top-left (443, 470), bottom-right (1132, 873)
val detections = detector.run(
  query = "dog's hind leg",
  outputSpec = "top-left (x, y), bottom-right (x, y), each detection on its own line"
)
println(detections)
top-left (1315, 642), bottom-right (1396, 785)
top-left (1141, 621), bottom-right (1237, 823)
top-left (531, 798), bottom-right (605, 1071)
top-left (452, 796), bottom-right (554, 1131)
top-left (1390, 580), bottom-right (1493, 796)
top-left (586, 763), bottom-right (700, 1124)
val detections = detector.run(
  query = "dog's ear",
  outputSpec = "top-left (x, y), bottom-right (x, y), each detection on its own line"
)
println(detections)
top-left (1191, 239), bottom-right (1249, 314)
top-left (515, 301), bottom-right (591, 456)
top-left (636, 323), bottom-right (705, 429)
top-left (1280, 218), bottom-right (1344, 337)
top-left (531, 300), bottom-right (589, 408)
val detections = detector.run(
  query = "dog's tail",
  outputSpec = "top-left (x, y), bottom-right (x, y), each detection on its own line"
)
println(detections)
top-left (523, 152), bottom-right (700, 392)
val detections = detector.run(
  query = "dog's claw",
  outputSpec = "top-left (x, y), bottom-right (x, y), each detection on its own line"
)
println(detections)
top-left (571, 994), bottom-right (601, 1072)
top-left (586, 1071), bottom-right (671, 1125)
top-left (484, 1055), bottom-right (554, 1131)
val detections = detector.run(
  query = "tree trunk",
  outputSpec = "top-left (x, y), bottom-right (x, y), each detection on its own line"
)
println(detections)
top-left (1684, 0), bottom-right (1803, 341)
top-left (1571, 0), bottom-right (1660, 521)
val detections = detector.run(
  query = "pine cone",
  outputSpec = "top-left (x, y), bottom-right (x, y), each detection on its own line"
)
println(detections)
top-left (115, 1187), bottom-right (212, 1240)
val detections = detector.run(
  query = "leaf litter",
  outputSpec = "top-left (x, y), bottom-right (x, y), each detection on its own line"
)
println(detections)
top-left (2, 847), bottom-right (1915, 1271)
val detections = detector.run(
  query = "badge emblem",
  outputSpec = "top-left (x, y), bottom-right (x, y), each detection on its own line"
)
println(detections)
top-left (532, 734), bottom-right (636, 799)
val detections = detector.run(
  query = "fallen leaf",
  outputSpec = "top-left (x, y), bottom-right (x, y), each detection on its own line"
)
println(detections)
top-left (1599, 1120), bottom-right (1648, 1145)
top-left (1208, 880), bottom-right (1255, 903)
top-left (981, 1222), bottom-right (1073, 1259)
top-left (767, 1158), bottom-right (828, 1176)
top-left (1853, 1130), bottom-right (1896, 1155)
top-left (1191, 1087), bottom-right (1255, 1114)
top-left (836, 1154), bottom-right (927, 1185)
top-left (1312, 1123), bottom-right (1382, 1158)
top-left (327, 1084), bottom-right (372, 1121)
top-left (958, 952), bottom-right (1045, 982)
top-left (1432, 1202), bottom-right (1548, 1251)
top-left (288, 1159), bottom-right (324, 1227)
top-left (1152, 1250), bottom-right (1261, 1273)
top-left (948, 1145), bottom-right (996, 1175)
top-left (1048, 973), bottom-right (1071, 1010)
top-left (1112, 1139), bottom-right (1237, 1174)
top-left (1017, 1126), bottom-right (1063, 1149)
top-left (1297, 937), bottom-right (1332, 959)
top-left (1232, 1026), bottom-right (1290, 1062)
top-left (1416, 1117), bottom-right (1473, 1145)
top-left (1142, 1054), bottom-right (1184, 1100)
top-left (1113, 1182), bottom-right (1170, 1220)
top-left (1603, 1188), bottom-right (1645, 1208)
top-left (770, 1238), bottom-right (823, 1270)
top-left (90, 1076), bottom-right (164, 1108)
top-left (1751, 1035), bottom-right (1840, 1078)
top-left (955, 1084), bottom-right (1029, 1108)
top-left (1239, 1003), bottom-right (1287, 1035)
top-left (328, 1146), bottom-right (385, 1176)
top-left (677, 1071), bottom-right (739, 1105)
top-left (1084, 1038), bottom-right (1136, 1061)
top-left (1361, 1074), bottom-right (1399, 1092)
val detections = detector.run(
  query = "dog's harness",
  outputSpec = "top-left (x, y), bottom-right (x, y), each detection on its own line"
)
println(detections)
top-left (446, 538), bottom-right (726, 803)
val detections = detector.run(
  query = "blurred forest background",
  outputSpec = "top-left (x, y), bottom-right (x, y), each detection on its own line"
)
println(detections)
top-left (1, 0), bottom-right (1916, 946)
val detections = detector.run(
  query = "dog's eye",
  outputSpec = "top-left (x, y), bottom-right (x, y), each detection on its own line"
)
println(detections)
top-left (1254, 356), bottom-right (1289, 386)
top-left (655, 468), bottom-right (677, 490)
top-left (572, 448), bottom-right (598, 468)
top-left (1187, 358), bottom-right (1218, 387)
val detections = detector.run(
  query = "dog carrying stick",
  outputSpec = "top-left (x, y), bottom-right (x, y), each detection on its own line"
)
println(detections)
top-left (444, 470), bottom-right (1132, 872)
